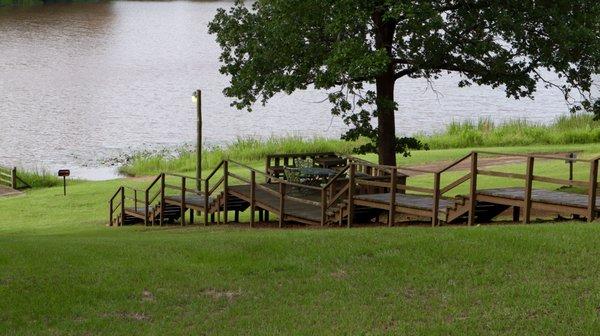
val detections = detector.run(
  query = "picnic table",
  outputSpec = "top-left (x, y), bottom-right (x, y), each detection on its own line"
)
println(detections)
top-left (314, 156), bottom-right (347, 168)
top-left (286, 167), bottom-right (337, 188)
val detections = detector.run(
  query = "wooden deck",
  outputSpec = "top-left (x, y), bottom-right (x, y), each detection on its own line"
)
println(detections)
top-left (108, 151), bottom-right (600, 228)
top-left (354, 193), bottom-right (458, 211)
top-left (164, 193), bottom-right (214, 209)
top-left (478, 188), bottom-right (600, 209)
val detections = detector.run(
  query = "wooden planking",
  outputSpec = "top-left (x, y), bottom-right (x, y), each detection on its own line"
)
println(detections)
top-left (164, 194), bottom-right (214, 210)
top-left (228, 184), bottom-right (323, 224)
top-left (354, 193), bottom-right (458, 213)
top-left (478, 187), bottom-right (600, 210)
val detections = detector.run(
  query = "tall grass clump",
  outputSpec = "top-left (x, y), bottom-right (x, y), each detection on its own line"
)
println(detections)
top-left (119, 136), bottom-right (363, 177)
top-left (17, 169), bottom-right (62, 188)
top-left (419, 113), bottom-right (600, 149)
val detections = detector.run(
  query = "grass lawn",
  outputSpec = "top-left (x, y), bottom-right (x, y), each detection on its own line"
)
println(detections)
top-left (2, 143), bottom-right (600, 334)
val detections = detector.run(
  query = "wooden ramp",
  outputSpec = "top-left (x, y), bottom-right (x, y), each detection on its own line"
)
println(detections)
top-left (353, 193), bottom-right (509, 224)
top-left (477, 187), bottom-right (599, 219)
top-left (228, 184), bottom-right (323, 225)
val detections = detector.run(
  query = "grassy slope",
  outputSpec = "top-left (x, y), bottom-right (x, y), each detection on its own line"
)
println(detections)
top-left (3, 144), bottom-right (600, 334)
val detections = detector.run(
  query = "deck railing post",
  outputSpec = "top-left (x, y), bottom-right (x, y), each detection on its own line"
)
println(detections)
top-left (388, 168), bottom-right (397, 227)
top-left (347, 164), bottom-right (355, 228)
top-left (250, 171), bottom-right (256, 228)
top-left (144, 189), bottom-right (149, 226)
top-left (321, 188), bottom-right (326, 226)
top-left (468, 152), bottom-right (478, 226)
top-left (223, 160), bottom-right (229, 224)
top-left (120, 186), bottom-right (125, 227)
top-left (279, 182), bottom-right (285, 228)
top-left (432, 172), bottom-right (441, 227)
top-left (181, 177), bottom-right (187, 226)
top-left (11, 167), bottom-right (17, 189)
top-left (204, 179), bottom-right (209, 226)
top-left (587, 159), bottom-right (598, 222)
top-left (160, 173), bottom-right (165, 226)
top-left (109, 198), bottom-right (114, 227)
top-left (523, 156), bottom-right (535, 224)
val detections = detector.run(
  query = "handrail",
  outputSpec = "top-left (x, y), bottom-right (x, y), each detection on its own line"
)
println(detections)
top-left (323, 165), bottom-right (349, 189)
top-left (476, 150), bottom-right (590, 163)
top-left (109, 186), bottom-right (123, 204)
top-left (229, 160), bottom-right (322, 191)
top-left (206, 160), bottom-right (225, 181)
top-left (437, 152), bottom-right (473, 173)
top-left (145, 174), bottom-right (162, 192)
top-left (164, 172), bottom-right (204, 182)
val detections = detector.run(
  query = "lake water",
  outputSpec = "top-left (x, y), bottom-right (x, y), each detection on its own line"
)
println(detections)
top-left (0, 1), bottom-right (577, 179)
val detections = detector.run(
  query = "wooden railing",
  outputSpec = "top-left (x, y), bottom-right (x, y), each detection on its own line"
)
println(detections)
top-left (108, 150), bottom-right (600, 227)
top-left (0, 166), bottom-right (30, 189)
top-left (473, 151), bottom-right (600, 223)
top-left (348, 153), bottom-right (476, 227)
top-left (228, 159), bottom-right (323, 227)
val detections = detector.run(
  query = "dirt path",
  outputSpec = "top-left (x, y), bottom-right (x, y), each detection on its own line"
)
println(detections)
top-left (0, 185), bottom-right (23, 198)
top-left (401, 152), bottom-right (576, 176)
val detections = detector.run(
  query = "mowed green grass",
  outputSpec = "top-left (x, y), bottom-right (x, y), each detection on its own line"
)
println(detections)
top-left (3, 144), bottom-right (600, 334)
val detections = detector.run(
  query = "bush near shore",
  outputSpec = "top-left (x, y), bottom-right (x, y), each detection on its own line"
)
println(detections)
top-left (418, 113), bottom-right (600, 149)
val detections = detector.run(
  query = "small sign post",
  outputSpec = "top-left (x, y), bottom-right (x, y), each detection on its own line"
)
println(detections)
top-left (58, 169), bottom-right (70, 196)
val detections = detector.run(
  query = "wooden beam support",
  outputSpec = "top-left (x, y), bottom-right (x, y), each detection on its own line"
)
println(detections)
top-left (388, 168), bottom-right (397, 227)
top-left (347, 164), bottom-right (355, 228)
top-left (523, 156), bottom-right (534, 224)
top-left (587, 159), bottom-right (598, 222)
top-left (181, 177), bottom-right (186, 226)
top-left (204, 179), bottom-right (209, 226)
top-left (468, 152), bottom-right (478, 226)
top-left (279, 183), bottom-right (285, 227)
top-left (160, 174), bottom-right (165, 226)
top-left (250, 171), bottom-right (256, 228)
top-left (432, 172), bottom-right (441, 227)
top-left (223, 161), bottom-right (229, 224)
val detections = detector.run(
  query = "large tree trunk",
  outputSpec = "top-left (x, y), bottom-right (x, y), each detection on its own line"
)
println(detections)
top-left (373, 10), bottom-right (397, 166)
top-left (376, 74), bottom-right (396, 166)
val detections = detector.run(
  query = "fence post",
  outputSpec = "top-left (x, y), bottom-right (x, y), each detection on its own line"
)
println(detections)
top-left (120, 186), bottom-right (125, 227)
top-left (279, 182), bottom-right (285, 228)
top-left (523, 156), bottom-right (535, 224)
top-left (11, 167), bottom-right (17, 189)
top-left (160, 173), bottom-right (165, 226)
top-left (468, 152), bottom-right (478, 226)
top-left (432, 172), bottom-right (441, 227)
top-left (388, 168), bottom-right (397, 227)
top-left (347, 164), bottom-right (355, 228)
top-left (223, 161), bottom-right (229, 224)
top-left (587, 159), bottom-right (598, 222)
top-left (250, 171), bottom-right (256, 228)
top-left (181, 177), bottom-right (187, 226)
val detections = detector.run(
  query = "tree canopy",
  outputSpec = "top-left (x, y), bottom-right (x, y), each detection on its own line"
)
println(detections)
top-left (209, 0), bottom-right (600, 165)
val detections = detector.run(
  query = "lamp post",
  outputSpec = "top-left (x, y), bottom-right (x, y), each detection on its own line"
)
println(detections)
top-left (192, 90), bottom-right (202, 191)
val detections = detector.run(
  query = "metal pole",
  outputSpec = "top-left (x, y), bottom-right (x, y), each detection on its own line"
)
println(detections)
top-left (63, 176), bottom-right (66, 196)
top-left (195, 89), bottom-right (202, 191)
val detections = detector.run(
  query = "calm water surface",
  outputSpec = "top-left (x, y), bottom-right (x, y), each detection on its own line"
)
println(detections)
top-left (0, 1), bottom-right (575, 179)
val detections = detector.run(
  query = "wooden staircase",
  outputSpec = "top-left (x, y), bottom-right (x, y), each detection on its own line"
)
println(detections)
top-left (444, 196), bottom-right (511, 224)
